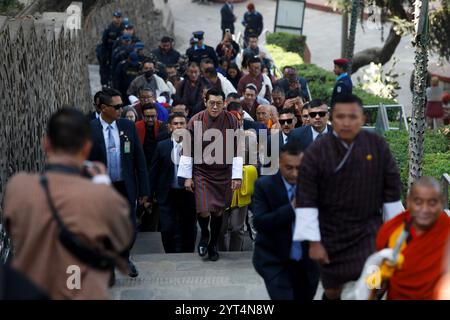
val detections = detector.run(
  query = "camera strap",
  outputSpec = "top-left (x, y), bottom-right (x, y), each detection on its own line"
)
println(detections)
top-left (39, 174), bottom-right (115, 271)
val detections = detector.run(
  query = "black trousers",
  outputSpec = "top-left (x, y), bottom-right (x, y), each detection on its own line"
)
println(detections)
top-left (159, 188), bottom-right (197, 253)
top-left (113, 181), bottom-right (137, 259)
top-left (264, 259), bottom-right (320, 300)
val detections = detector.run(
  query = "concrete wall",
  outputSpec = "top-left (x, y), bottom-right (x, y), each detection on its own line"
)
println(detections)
top-left (83, 0), bottom-right (174, 63)
top-left (0, 3), bottom-right (91, 216)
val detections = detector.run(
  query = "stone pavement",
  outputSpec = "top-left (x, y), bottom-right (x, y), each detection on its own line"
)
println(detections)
top-left (110, 232), bottom-right (324, 300)
top-left (110, 232), bottom-right (270, 300)
top-left (167, 0), bottom-right (443, 116)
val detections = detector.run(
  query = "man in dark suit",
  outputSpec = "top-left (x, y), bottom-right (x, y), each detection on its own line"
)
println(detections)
top-left (288, 99), bottom-right (332, 151)
top-left (221, 0), bottom-right (237, 35)
top-left (148, 113), bottom-right (197, 253)
top-left (252, 142), bottom-right (319, 300)
top-left (87, 90), bottom-right (102, 122)
top-left (89, 88), bottom-right (150, 278)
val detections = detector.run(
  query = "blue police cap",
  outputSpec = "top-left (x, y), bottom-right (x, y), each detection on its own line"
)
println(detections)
top-left (134, 42), bottom-right (145, 50)
top-left (121, 34), bottom-right (132, 41)
top-left (192, 31), bottom-right (204, 40)
top-left (129, 51), bottom-right (139, 62)
top-left (124, 23), bottom-right (134, 30)
top-left (113, 11), bottom-right (122, 17)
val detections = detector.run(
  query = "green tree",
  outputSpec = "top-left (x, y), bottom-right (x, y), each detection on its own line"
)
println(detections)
top-left (328, 0), bottom-right (450, 73)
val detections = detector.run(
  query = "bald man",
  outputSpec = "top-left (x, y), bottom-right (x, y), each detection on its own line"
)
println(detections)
top-left (354, 177), bottom-right (450, 300)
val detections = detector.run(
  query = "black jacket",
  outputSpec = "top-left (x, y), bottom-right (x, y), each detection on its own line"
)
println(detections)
top-left (89, 118), bottom-right (150, 204)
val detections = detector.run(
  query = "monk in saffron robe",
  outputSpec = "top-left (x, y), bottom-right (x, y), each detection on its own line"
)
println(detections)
top-left (375, 177), bottom-right (450, 300)
top-left (178, 88), bottom-right (243, 261)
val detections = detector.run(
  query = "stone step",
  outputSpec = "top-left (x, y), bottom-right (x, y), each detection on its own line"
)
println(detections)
top-left (111, 251), bottom-right (270, 300)
top-left (131, 231), bottom-right (255, 255)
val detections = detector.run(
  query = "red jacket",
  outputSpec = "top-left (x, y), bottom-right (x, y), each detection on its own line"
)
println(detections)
top-left (135, 120), bottom-right (162, 145)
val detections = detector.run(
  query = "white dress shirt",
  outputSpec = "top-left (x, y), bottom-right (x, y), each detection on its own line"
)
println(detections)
top-left (311, 126), bottom-right (328, 141)
top-left (172, 139), bottom-right (183, 189)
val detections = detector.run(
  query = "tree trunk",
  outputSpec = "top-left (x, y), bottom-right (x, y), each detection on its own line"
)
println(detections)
top-left (351, 25), bottom-right (402, 73)
top-left (408, 0), bottom-right (429, 188)
top-left (346, 0), bottom-right (361, 74)
top-left (341, 7), bottom-right (349, 57)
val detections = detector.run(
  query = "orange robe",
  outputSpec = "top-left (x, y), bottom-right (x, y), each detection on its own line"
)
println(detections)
top-left (376, 210), bottom-right (450, 300)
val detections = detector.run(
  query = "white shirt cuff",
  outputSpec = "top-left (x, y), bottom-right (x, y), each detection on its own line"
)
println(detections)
top-left (383, 201), bottom-right (404, 221)
top-left (177, 155), bottom-right (193, 179)
top-left (293, 208), bottom-right (321, 242)
top-left (92, 174), bottom-right (111, 185)
top-left (232, 157), bottom-right (244, 180)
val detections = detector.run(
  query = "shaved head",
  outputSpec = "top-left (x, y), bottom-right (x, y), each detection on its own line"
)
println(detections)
top-left (408, 176), bottom-right (445, 232)
top-left (409, 176), bottom-right (442, 197)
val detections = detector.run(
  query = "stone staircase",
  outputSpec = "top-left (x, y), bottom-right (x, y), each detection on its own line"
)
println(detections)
top-left (110, 232), bottom-right (270, 300)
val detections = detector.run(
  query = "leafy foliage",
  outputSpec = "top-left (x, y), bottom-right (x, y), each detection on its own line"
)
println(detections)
top-left (266, 45), bottom-right (304, 71)
top-left (266, 32), bottom-right (307, 59)
top-left (384, 127), bottom-right (450, 200)
top-left (0, 0), bottom-right (23, 16)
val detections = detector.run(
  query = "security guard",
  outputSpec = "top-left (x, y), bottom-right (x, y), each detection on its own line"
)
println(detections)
top-left (100, 11), bottom-right (125, 87)
top-left (112, 23), bottom-right (141, 52)
top-left (185, 31), bottom-right (219, 67)
top-left (113, 51), bottom-right (141, 103)
top-left (242, 3), bottom-right (263, 47)
top-left (111, 34), bottom-right (134, 74)
top-left (330, 58), bottom-right (353, 107)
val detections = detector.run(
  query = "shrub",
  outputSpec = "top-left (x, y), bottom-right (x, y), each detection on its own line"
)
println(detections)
top-left (266, 45), bottom-right (304, 72)
top-left (384, 128), bottom-right (450, 201)
top-left (266, 32), bottom-right (306, 59)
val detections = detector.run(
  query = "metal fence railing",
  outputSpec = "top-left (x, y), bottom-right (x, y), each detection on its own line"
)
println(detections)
top-left (442, 173), bottom-right (450, 217)
top-left (363, 104), bottom-right (409, 132)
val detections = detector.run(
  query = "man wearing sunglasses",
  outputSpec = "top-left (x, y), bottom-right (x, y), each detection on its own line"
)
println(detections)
top-left (89, 88), bottom-right (150, 279)
top-left (288, 99), bottom-right (332, 151)
top-left (278, 108), bottom-right (297, 146)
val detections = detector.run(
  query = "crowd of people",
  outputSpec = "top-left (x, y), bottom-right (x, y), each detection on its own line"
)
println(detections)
top-left (1, 1), bottom-right (450, 301)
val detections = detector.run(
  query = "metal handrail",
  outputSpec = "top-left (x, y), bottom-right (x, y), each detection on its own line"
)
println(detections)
top-left (442, 173), bottom-right (450, 216)
top-left (362, 104), bottom-right (409, 131)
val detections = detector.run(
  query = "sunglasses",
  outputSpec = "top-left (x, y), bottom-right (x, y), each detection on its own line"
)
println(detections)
top-left (144, 114), bottom-right (157, 119)
top-left (279, 119), bottom-right (293, 125)
top-left (105, 103), bottom-right (124, 110)
top-left (309, 111), bottom-right (327, 118)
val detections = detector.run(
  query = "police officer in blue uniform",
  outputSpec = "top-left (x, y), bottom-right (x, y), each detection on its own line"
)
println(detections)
top-left (99, 11), bottom-right (125, 87)
top-left (242, 3), bottom-right (263, 47)
top-left (330, 58), bottom-right (353, 107)
top-left (112, 23), bottom-right (141, 52)
top-left (185, 31), bottom-right (219, 68)
top-left (114, 52), bottom-right (141, 104)
top-left (111, 34), bottom-right (134, 75)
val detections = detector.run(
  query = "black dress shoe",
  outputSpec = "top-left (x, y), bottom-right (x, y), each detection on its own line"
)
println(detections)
top-left (198, 239), bottom-right (208, 257)
top-left (128, 260), bottom-right (139, 278)
top-left (208, 245), bottom-right (219, 261)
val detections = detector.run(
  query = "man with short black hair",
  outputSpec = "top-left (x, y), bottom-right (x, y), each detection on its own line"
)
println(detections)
top-left (203, 66), bottom-right (237, 97)
top-left (148, 113), bottom-right (197, 253)
top-left (4, 107), bottom-right (133, 299)
top-left (272, 86), bottom-right (286, 112)
top-left (174, 62), bottom-right (205, 116)
top-left (237, 57), bottom-right (272, 102)
top-left (89, 88), bottom-right (150, 278)
top-left (178, 88), bottom-right (243, 261)
top-left (151, 36), bottom-right (181, 67)
top-left (127, 60), bottom-right (171, 100)
top-left (294, 94), bottom-right (403, 300)
top-left (253, 141), bottom-right (319, 300)
top-left (288, 99), bottom-right (331, 151)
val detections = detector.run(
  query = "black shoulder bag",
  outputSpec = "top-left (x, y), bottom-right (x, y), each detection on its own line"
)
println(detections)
top-left (39, 174), bottom-right (116, 271)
